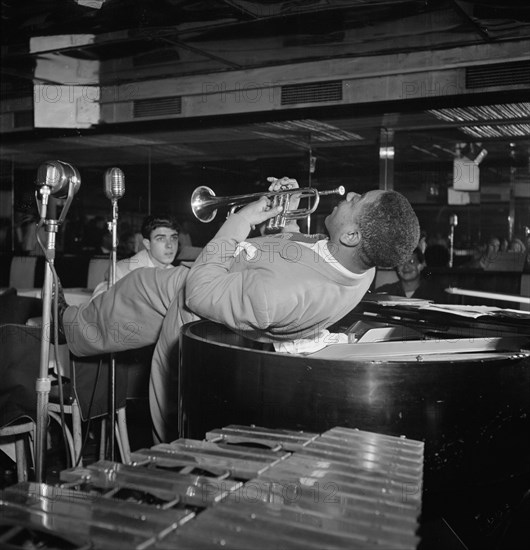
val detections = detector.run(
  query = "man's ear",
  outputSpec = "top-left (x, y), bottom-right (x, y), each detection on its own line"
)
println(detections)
top-left (142, 238), bottom-right (151, 251)
top-left (340, 230), bottom-right (361, 248)
top-left (418, 262), bottom-right (425, 273)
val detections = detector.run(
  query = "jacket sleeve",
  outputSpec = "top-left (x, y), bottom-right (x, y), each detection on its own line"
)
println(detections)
top-left (186, 251), bottom-right (272, 332)
top-left (185, 212), bottom-right (272, 332)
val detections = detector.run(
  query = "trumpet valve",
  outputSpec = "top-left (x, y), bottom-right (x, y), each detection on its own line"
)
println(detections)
top-left (267, 194), bottom-right (290, 230)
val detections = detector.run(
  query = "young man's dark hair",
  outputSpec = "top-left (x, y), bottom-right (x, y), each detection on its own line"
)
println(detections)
top-left (141, 214), bottom-right (179, 239)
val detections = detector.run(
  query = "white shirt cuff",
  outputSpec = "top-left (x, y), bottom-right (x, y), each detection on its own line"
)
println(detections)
top-left (274, 330), bottom-right (348, 354)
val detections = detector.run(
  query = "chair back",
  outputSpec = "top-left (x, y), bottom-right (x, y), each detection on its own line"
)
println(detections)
top-left (9, 256), bottom-right (37, 289)
top-left (71, 355), bottom-right (128, 421)
top-left (0, 288), bottom-right (42, 325)
top-left (0, 324), bottom-right (41, 427)
top-left (87, 257), bottom-right (109, 290)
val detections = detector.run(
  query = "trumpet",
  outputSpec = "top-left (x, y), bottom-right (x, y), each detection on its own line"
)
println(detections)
top-left (191, 185), bottom-right (345, 230)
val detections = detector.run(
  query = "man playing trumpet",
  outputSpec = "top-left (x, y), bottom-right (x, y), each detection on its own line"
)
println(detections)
top-left (56, 177), bottom-right (420, 442)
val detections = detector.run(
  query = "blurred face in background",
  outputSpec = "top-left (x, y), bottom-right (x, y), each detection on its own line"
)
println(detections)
top-left (123, 235), bottom-right (137, 256)
top-left (487, 238), bottom-right (500, 256)
top-left (396, 252), bottom-right (424, 283)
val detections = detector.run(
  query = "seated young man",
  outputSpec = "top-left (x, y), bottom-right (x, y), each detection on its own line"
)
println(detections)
top-left (91, 214), bottom-right (180, 299)
top-left (57, 178), bottom-right (420, 442)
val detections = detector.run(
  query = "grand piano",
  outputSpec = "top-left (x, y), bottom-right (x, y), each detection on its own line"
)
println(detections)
top-left (179, 296), bottom-right (530, 548)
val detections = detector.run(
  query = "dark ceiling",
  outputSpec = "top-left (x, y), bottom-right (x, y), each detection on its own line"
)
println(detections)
top-left (1, 0), bottom-right (529, 196)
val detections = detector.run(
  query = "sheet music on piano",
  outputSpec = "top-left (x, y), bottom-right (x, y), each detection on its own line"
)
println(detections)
top-left (421, 304), bottom-right (530, 319)
top-left (369, 294), bottom-right (530, 319)
top-left (331, 293), bottom-right (530, 345)
top-left (379, 301), bottom-right (530, 319)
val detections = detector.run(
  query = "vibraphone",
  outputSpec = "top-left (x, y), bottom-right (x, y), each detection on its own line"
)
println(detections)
top-left (0, 425), bottom-right (424, 549)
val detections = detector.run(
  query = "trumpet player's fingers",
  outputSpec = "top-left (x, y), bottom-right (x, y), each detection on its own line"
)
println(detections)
top-left (238, 196), bottom-right (283, 228)
top-left (266, 176), bottom-right (299, 192)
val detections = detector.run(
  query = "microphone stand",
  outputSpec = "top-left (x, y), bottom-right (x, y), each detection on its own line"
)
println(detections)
top-left (107, 198), bottom-right (119, 461)
top-left (34, 180), bottom-right (77, 483)
top-left (448, 214), bottom-right (458, 269)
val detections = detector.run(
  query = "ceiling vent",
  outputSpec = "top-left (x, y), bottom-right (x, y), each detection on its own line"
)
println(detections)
top-left (281, 80), bottom-right (343, 106)
top-left (133, 97), bottom-right (182, 118)
top-left (465, 60), bottom-right (530, 89)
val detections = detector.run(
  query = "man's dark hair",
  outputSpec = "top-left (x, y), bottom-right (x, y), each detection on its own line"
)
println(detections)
top-left (359, 191), bottom-right (420, 268)
top-left (141, 214), bottom-right (179, 239)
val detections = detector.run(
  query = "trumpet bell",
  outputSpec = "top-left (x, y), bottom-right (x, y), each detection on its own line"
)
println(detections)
top-left (191, 185), bottom-right (218, 223)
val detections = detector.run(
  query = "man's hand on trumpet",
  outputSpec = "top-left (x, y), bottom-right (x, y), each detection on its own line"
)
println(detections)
top-left (267, 176), bottom-right (299, 190)
top-left (267, 176), bottom-right (300, 202)
top-left (266, 176), bottom-right (301, 233)
top-left (225, 176), bottom-right (301, 236)
top-left (236, 195), bottom-right (284, 230)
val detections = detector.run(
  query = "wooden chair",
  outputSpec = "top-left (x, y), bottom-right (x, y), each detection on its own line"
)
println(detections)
top-left (0, 419), bottom-right (35, 482)
top-left (1, 323), bottom-right (131, 484)
top-left (48, 353), bottom-right (131, 466)
top-left (48, 377), bottom-right (131, 467)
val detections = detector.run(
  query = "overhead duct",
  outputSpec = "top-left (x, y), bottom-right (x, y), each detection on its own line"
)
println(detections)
top-left (281, 81), bottom-right (343, 106)
top-left (133, 97), bottom-right (182, 118)
top-left (1, 40), bottom-right (529, 132)
top-left (466, 60), bottom-right (530, 89)
top-left (96, 41), bottom-right (530, 123)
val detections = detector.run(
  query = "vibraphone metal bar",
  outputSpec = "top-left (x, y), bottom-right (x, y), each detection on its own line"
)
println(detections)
top-left (60, 459), bottom-right (243, 507)
top-left (0, 482), bottom-right (194, 549)
top-left (0, 425), bottom-right (424, 549)
top-left (130, 437), bottom-right (291, 479)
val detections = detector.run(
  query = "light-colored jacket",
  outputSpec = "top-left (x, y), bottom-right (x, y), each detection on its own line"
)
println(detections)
top-left (186, 230), bottom-right (374, 343)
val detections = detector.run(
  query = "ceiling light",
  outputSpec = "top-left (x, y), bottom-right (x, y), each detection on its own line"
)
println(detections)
top-left (74, 0), bottom-right (107, 8)
top-left (379, 146), bottom-right (394, 159)
top-left (428, 103), bottom-right (530, 138)
top-left (260, 120), bottom-right (364, 142)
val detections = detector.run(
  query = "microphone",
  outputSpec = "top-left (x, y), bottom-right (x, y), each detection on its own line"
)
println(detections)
top-left (103, 167), bottom-right (125, 456)
top-left (449, 214), bottom-right (458, 227)
top-left (36, 160), bottom-right (81, 199)
top-left (104, 167), bottom-right (125, 201)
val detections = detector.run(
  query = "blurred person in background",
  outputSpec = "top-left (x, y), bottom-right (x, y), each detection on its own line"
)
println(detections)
top-left (117, 231), bottom-right (138, 260)
top-left (377, 246), bottom-right (448, 303)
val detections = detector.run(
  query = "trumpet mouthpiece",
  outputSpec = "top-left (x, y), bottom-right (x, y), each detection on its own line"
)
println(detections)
top-left (319, 186), bottom-right (345, 196)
